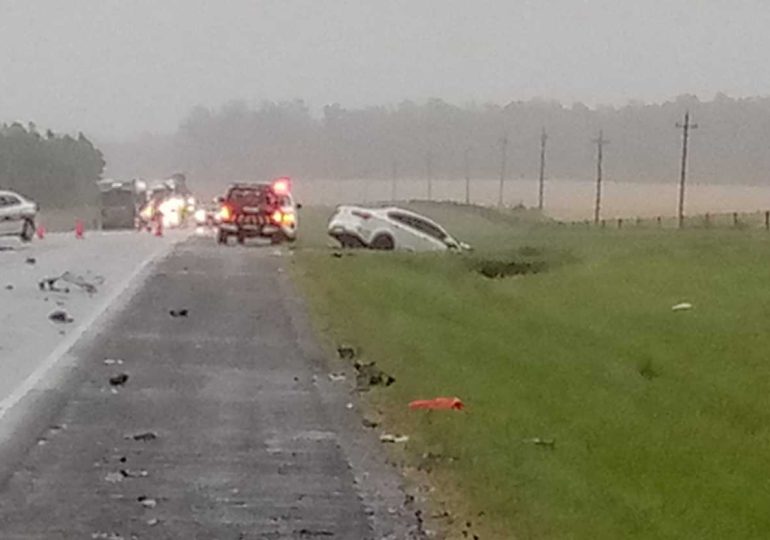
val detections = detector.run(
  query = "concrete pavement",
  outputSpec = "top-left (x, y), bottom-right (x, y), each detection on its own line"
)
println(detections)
top-left (0, 237), bottom-right (418, 539)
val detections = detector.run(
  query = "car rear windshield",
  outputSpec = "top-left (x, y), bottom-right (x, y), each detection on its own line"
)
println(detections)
top-left (227, 186), bottom-right (274, 205)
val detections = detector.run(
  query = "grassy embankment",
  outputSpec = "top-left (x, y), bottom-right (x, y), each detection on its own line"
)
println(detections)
top-left (293, 202), bottom-right (770, 539)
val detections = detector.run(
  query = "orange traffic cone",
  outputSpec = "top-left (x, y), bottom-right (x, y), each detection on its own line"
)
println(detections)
top-left (75, 219), bottom-right (85, 239)
top-left (408, 397), bottom-right (465, 411)
top-left (36, 224), bottom-right (46, 239)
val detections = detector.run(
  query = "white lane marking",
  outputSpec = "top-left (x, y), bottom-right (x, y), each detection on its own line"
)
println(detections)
top-left (0, 241), bottom-right (176, 421)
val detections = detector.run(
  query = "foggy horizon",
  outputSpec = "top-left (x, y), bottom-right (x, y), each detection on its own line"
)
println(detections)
top-left (3, 0), bottom-right (770, 140)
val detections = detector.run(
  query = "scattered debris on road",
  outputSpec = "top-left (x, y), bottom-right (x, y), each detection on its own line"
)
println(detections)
top-left (137, 496), bottom-right (157, 508)
top-left (25, 257), bottom-right (36, 265)
top-left (409, 397), bottom-right (464, 411)
top-left (103, 358), bottom-right (124, 365)
top-left (362, 418), bottom-right (380, 429)
top-left (39, 271), bottom-right (103, 294)
top-left (5, 284), bottom-right (13, 290)
top-left (120, 469), bottom-right (148, 479)
top-left (48, 310), bottom-right (74, 324)
top-left (109, 373), bottom-right (129, 387)
top-left (328, 372), bottom-right (346, 382)
top-left (354, 360), bottom-right (395, 391)
top-left (90, 533), bottom-right (124, 540)
top-left (295, 528), bottom-right (334, 537)
top-left (169, 308), bottom-right (189, 317)
top-left (672, 302), bottom-right (693, 311)
top-left (127, 431), bottom-right (158, 442)
top-left (104, 472), bottom-right (124, 484)
top-left (337, 344), bottom-right (356, 360)
top-left (380, 433), bottom-right (410, 444)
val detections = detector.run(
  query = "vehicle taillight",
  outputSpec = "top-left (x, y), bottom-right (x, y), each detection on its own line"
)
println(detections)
top-left (352, 210), bottom-right (372, 220)
top-left (219, 205), bottom-right (232, 221)
top-left (271, 210), bottom-right (283, 224)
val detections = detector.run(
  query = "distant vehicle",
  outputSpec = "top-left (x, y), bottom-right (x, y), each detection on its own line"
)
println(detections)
top-left (98, 179), bottom-right (146, 230)
top-left (216, 178), bottom-right (298, 245)
top-left (328, 206), bottom-right (469, 251)
top-left (0, 190), bottom-right (37, 242)
top-left (194, 201), bottom-right (219, 227)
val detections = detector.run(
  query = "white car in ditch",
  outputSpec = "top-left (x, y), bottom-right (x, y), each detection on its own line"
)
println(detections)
top-left (0, 190), bottom-right (37, 242)
top-left (328, 205), bottom-right (469, 251)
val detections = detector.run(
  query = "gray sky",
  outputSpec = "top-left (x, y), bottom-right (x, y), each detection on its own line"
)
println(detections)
top-left (1, 0), bottom-right (768, 139)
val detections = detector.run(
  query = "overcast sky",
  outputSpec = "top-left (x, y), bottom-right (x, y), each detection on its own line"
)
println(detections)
top-left (1, 0), bottom-right (768, 139)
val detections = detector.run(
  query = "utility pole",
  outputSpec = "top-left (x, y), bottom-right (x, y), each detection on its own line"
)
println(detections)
top-left (391, 159), bottom-right (398, 201)
top-left (426, 151), bottom-right (433, 201)
top-left (538, 128), bottom-right (548, 211)
top-left (498, 133), bottom-right (509, 208)
top-left (463, 147), bottom-right (472, 205)
top-left (676, 111), bottom-right (698, 229)
top-left (592, 130), bottom-right (609, 224)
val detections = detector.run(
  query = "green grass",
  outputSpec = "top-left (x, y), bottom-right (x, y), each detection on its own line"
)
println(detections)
top-left (292, 204), bottom-right (770, 539)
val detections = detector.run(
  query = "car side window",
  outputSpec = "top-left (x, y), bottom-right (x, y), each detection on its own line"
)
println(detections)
top-left (410, 217), bottom-right (447, 241)
top-left (389, 212), bottom-right (446, 240)
top-left (387, 212), bottom-right (411, 227)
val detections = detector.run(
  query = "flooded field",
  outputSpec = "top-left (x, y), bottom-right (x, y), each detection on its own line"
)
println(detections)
top-left (294, 178), bottom-right (770, 221)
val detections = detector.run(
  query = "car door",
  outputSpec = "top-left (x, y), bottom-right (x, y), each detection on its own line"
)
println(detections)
top-left (385, 212), bottom-right (424, 250)
top-left (407, 215), bottom-right (449, 250)
top-left (0, 195), bottom-right (21, 235)
top-left (385, 212), bottom-right (438, 250)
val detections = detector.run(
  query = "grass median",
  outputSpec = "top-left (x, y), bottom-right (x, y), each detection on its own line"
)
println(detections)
top-left (293, 203), bottom-right (770, 539)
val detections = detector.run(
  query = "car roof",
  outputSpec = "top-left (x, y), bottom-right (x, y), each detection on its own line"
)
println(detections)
top-left (0, 190), bottom-right (23, 198)
top-left (228, 182), bottom-right (271, 189)
top-left (340, 205), bottom-right (445, 228)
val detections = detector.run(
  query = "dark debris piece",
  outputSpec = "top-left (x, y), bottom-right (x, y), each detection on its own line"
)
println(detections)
top-left (169, 309), bottom-right (189, 318)
top-left (129, 432), bottom-right (158, 442)
top-left (336, 345), bottom-right (356, 360)
top-left (48, 310), bottom-right (74, 323)
top-left (25, 257), bottom-right (36, 265)
top-left (354, 361), bottom-right (395, 391)
top-left (109, 373), bottom-right (129, 387)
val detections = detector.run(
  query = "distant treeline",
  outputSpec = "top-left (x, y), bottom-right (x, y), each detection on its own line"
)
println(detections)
top-left (0, 123), bottom-right (105, 207)
top-left (104, 94), bottom-right (770, 189)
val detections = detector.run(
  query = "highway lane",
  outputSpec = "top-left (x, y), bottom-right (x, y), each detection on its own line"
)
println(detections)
top-left (0, 237), bottom-right (417, 539)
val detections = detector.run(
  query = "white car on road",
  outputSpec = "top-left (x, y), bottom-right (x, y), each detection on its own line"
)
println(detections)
top-left (328, 205), bottom-right (468, 251)
top-left (0, 190), bottom-right (37, 242)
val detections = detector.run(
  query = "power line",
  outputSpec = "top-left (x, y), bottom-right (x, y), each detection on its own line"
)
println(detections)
top-left (538, 128), bottom-right (548, 211)
top-left (390, 158), bottom-right (398, 201)
top-left (498, 132), bottom-right (508, 208)
top-left (676, 110), bottom-right (698, 229)
top-left (463, 146), bottom-right (472, 205)
top-left (425, 151), bottom-right (433, 201)
top-left (592, 130), bottom-right (609, 224)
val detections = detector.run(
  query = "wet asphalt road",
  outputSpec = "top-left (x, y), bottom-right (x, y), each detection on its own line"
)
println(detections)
top-left (0, 237), bottom-right (416, 539)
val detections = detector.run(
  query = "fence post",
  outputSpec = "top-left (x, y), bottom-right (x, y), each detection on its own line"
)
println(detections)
top-left (765, 211), bottom-right (769, 231)
top-left (636, 217), bottom-right (641, 227)
top-left (617, 218), bottom-right (623, 229)
top-left (601, 219), bottom-right (606, 229)
top-left (733, 212), bottom-right (739, 228)
top-left (657, 216), bottom-right (662, 228)
top-left (705, 213), bottom-right (710, 228)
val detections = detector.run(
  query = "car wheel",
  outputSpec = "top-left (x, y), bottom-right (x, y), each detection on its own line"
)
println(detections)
top-left (20, 219), bottom-right (35, 242)
top-left (217, 230), bottom-right (228, 245)
top-left (370, 234), bottom-right (395, 250)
